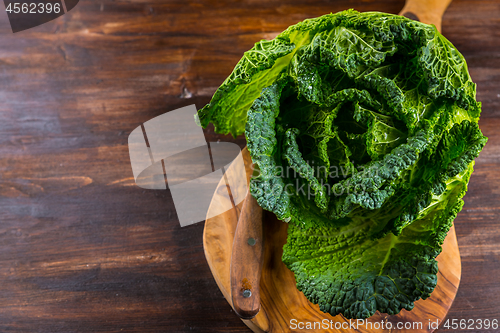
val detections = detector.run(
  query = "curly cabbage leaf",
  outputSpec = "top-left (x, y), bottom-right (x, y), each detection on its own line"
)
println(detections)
top-left (199, 10), bottom-right (487, 319)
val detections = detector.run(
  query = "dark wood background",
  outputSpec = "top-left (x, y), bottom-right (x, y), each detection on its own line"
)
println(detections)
top-left (0, 0), bottom-right (498, 332)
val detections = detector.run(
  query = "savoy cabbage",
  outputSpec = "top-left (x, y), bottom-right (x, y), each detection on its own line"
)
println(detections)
top-left (199, 10), bottom-right (487, 319)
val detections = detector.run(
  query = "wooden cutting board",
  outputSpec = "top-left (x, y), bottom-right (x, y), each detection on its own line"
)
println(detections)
top-left (203, 147), bottom-right (461, 333)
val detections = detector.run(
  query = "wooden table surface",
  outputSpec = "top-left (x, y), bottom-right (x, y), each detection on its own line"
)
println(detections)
top-left (0, 0), bottom-right (498, 332)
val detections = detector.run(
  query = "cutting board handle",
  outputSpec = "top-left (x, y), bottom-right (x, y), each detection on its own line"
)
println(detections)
top-left (399, 0), bottom-right (453, 32)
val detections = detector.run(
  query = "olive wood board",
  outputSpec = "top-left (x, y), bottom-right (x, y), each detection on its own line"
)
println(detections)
top-left (203, 148), bottom-right (461, 333)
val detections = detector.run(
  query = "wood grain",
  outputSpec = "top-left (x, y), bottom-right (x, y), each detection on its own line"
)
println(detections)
top-left (0, 0), bottom-right (498, 332)
top-left (204, 148), bottom-right (461, 333)
top-left (400, 0), bottom-right (453, 31)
